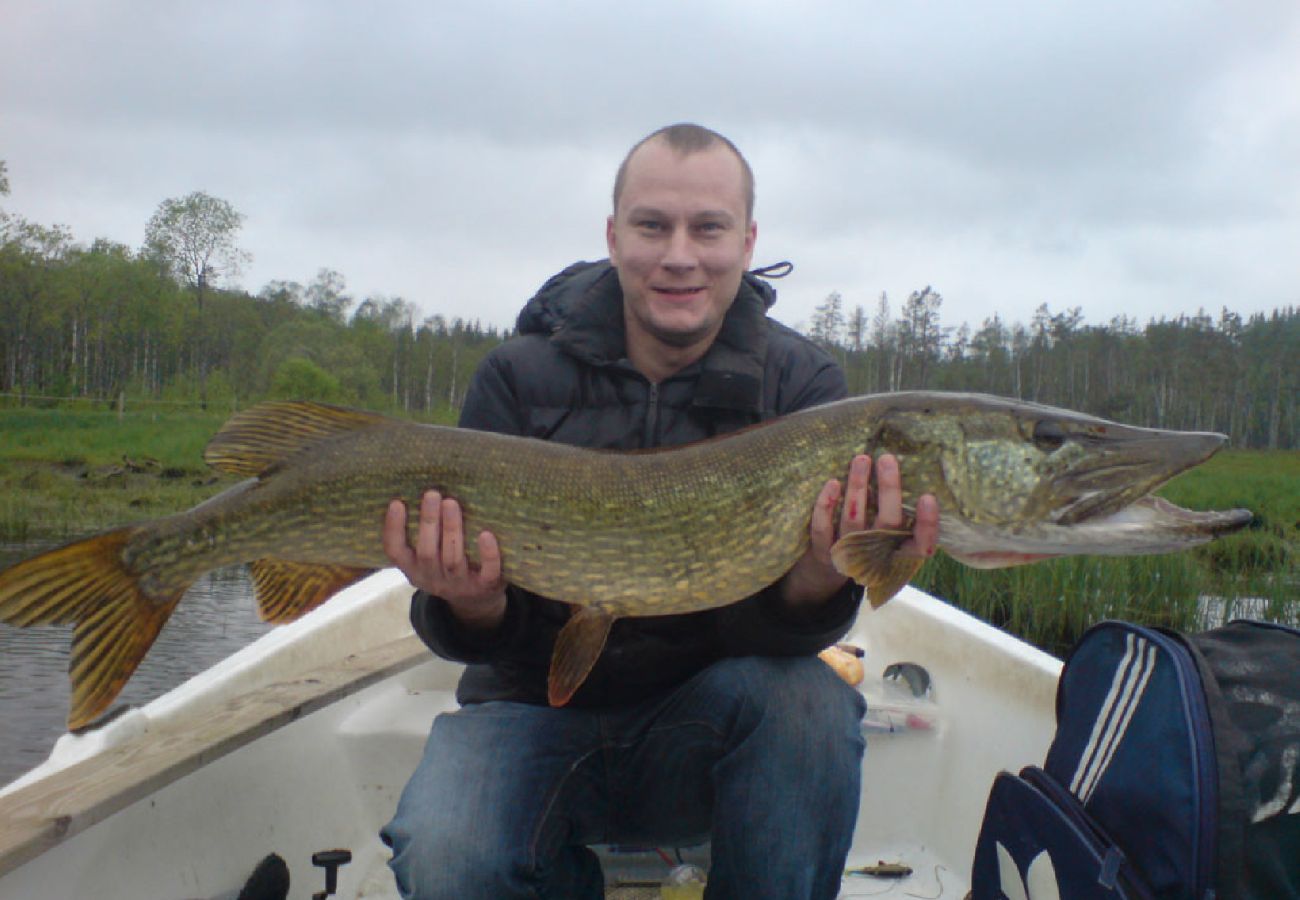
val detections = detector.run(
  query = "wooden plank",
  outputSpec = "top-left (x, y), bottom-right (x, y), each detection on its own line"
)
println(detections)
top-left (0, 633), bottom-right (429, 876)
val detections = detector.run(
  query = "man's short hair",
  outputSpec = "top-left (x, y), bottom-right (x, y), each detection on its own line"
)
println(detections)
top-left (612, 123), bottom-right (755, 222)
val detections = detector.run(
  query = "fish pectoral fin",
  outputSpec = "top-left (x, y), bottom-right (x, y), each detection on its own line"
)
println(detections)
top-left (548, 606), bottom-right (615, 707)
top-left (203, 401), bottom-right (397, 477)
top-left (0, 527), bottom-right (188, 731)
top-left (830, 529), bottom-right (926, 610)
top-left (249, 560), bottom-right (376, 624)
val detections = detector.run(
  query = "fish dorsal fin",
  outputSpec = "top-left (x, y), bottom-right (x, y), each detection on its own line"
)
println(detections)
top-left (204, 401), bottom-right (394, 477)
top-left (830, 529), bottom-right (926, 609)
top-left (249, 559), bottom-right (376, 624)
top-left (548, 605), bottom-right (616, 707)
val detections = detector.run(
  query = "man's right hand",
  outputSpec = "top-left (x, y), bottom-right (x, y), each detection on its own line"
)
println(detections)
top-left (383, 491), bottom-right (508, 632)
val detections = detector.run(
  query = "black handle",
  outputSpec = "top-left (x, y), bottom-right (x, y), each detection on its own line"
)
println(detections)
top-left (311, 848), bottom-right (352, 896)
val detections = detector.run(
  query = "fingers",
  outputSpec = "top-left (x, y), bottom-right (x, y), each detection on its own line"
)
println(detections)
top-left (415, 491), bottom-right (444, 567)
top-left (898, 493), bottom-right (940, 559)
top-left (411, 491), bottom-right (466, 578)
top-left (870, 453), bottom-right (940, 557)
top-left (808, 478), bottom-right (843, 561)
top-left (382, 499), bottom-right (415, 569)
top-left (780, 453), bottom-right (944, 609)
top-left (383, 491), bottom-right (504, 599)
top-left (810, 453), bottom-right (878, 556)
top-left (840, 454), bottom-right (870, 534)
top-left (439, 496), bottom-right (465, 577)
top-left (802, 453), bottom-right (869, 581)
top-left (872, 454), bottom-right (904, 530)
top-left (476, 530), bottom-right (503, 584)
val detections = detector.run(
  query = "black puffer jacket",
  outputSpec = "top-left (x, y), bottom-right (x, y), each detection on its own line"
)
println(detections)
top-left (410, 260), bottom-right (862, 708)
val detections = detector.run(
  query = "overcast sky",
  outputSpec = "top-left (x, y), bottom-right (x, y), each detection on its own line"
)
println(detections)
top-left (3, 0), bottom-right (1297, 337)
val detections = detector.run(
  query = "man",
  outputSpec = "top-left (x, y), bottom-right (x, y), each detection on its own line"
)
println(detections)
top-left (380, 123), bottom-right (939, 899)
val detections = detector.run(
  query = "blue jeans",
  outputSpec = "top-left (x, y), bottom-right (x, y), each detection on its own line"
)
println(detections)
top-left (381, 655), bottom-right (867, 899)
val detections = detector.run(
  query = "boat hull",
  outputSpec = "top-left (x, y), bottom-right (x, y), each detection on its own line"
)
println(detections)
top-left (0, 572), bottom-right (1060, 899)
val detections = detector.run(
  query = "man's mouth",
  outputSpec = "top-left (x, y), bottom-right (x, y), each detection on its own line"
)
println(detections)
top-left (652, 286), bottom-right (706, 300)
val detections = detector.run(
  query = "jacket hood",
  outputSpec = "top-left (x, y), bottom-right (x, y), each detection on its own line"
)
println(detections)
top-left (515, 259), bottom-right (784, 413)
top-left (515, 259), bottom-right (780, 338)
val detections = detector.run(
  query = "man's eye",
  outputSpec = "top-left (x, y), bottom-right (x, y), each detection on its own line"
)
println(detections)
top-left (637, 220), bottom-right (664, 231)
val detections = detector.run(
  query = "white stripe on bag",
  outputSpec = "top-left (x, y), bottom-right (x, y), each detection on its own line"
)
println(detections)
top-left (1079, 641), bottom-right (1156, 802)
top-left (1070, 633), bottom-right (1156, 803)
top-left (1070, 634), bottom-right (1139, 795)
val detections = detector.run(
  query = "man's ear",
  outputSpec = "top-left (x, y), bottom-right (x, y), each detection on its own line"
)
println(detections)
top-left (606, 215), bottom-right (618, 263)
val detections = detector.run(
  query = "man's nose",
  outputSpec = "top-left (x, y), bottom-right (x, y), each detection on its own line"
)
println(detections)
top-left (660, 227), bottom-right (697, 271)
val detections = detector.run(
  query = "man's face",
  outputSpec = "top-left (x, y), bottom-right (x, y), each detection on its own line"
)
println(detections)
top-left (607, 139), bottom-right (757, 351)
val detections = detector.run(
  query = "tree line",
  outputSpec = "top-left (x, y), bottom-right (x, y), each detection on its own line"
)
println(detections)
top-left (1, 174), bottom-right (1295, 447)
top-left (0, 179), bottom-right (503, 418)
top-left (804, 287), bottom-right (1296, 450)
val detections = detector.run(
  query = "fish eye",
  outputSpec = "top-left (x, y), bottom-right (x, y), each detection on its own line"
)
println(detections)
top-left (1033, 420), bottom-right (1067, 452)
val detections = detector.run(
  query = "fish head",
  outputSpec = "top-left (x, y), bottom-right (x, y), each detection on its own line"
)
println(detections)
top-left (862, 393), bottom-right (1252, 564)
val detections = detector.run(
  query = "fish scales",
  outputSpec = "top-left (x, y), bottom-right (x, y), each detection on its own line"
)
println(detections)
top-left (127, 409), bottom-right (857, 617)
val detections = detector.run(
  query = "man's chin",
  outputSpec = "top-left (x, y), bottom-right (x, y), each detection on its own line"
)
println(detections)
top-left (642, 318), bottom-right (716, 349)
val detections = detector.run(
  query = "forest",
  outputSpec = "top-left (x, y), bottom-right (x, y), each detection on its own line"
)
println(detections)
top-left (1, 177), bottom-right (1295, 448)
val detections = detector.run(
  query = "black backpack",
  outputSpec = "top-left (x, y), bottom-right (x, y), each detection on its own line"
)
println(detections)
top-left (971, 619), bottom-right (1300, 899)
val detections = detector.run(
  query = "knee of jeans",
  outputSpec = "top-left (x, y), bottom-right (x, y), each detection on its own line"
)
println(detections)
top-left (704, 655), bottom-right (866, 732)
top-left (383, 814), bottom-right (525, 899)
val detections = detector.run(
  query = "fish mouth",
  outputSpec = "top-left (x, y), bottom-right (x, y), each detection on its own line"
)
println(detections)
top-left (1118, 495), bottom-right (1254, 533)
top-left (940, 495), bottom-right (1254, 569)
top-left (1047, 430), bottom-right (1229, 525)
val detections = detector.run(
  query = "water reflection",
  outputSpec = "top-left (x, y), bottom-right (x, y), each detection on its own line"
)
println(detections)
top-left (0, 542), bottom-right (273, 786)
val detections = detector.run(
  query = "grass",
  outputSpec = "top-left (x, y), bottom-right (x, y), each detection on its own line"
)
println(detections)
top-left (0, 461), bottom-right (232, 542)
top-left (0, 408), bottom-right (241, 541)
top-left (2, 409), bottom-right (1296, 652)
top-left (0, 404), bottom-right (463, 541)
top-left (0, 408), bottom-right (236, 541)
top-left (0, 407), bottom-right (230, 469)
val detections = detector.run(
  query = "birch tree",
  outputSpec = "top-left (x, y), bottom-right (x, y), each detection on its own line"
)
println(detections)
top-left (144, 191), bottom-right (248, 406)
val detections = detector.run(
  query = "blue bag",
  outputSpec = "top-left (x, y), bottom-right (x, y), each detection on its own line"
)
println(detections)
top-left (972, 619), bottom-right (1300, 899)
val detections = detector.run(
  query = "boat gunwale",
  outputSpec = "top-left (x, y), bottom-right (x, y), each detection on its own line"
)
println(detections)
top-left (0, 632), bottom-right (427, 876)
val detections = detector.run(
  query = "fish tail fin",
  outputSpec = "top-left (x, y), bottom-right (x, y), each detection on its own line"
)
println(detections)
top-left (0, 528), bottom-right (186, 731)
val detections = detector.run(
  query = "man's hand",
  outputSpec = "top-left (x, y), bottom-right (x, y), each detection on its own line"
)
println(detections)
top-left (383, 491), bottom-right (508, 632)
top-left (779, 454), bottom-right (940, 610)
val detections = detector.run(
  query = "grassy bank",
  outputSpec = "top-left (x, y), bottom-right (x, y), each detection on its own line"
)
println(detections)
top-left (2, 408), bottom-right (1295, 652)
top-left (0, 404), bottom-right (461, 541)
top-left (0, 408), bottom-right (236, 541)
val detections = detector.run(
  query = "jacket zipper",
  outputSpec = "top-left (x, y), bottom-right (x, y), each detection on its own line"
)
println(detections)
top-left (643, 382), bottom-right (660, 448)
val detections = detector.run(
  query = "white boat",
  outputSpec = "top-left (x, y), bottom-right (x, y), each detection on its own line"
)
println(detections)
top-left (0, 572), bottom-right (1061, 899)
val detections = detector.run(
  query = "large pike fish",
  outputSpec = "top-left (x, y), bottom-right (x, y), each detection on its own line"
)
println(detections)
top-left (0, 393), bottom-right (1250, 730)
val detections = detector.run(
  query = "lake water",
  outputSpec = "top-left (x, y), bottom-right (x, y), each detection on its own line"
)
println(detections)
top-left (0, 542), bottom-right (274, 786)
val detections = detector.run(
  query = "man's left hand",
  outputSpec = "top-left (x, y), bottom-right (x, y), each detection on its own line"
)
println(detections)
top-left (779, 453), bottom-right (939, 610)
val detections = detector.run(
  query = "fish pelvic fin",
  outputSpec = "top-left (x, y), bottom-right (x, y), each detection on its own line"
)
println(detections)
top-left (248, 559), bottom-right (376, 624)
top-left (548, 606), bottom-right (615, 707)
top-left (203, 401), bottom-right (396, 477)
top-left (0, 528), bottom-right (186, 731)
top-left (830, 529), bottom-right (926, 609)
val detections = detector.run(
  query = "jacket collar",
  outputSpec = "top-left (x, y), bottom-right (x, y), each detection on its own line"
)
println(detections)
top-left (520, 260), bottom-right (771, 414)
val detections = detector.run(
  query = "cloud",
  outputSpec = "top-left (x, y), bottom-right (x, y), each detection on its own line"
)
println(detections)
top-left (2, 0), bottom-right (1297, 334)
